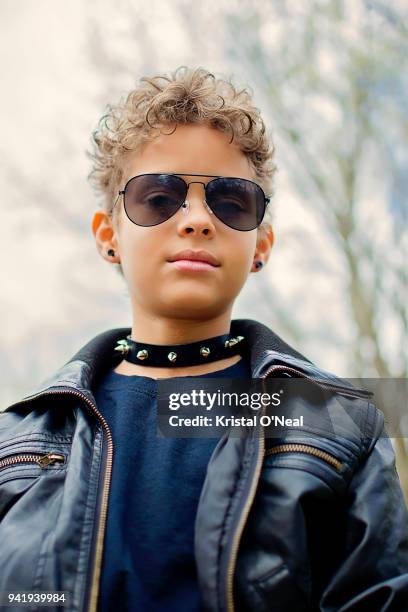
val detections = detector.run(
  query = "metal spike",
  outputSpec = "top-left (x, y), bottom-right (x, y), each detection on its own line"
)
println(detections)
top-left (114, 342), bottom-right (130, 355)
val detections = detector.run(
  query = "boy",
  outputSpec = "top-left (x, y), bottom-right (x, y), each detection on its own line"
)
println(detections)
top-left (1, 66), bottom-right (407, 612)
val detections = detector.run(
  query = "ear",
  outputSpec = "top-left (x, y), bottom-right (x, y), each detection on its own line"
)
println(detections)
top-left (251, 223), bottom-right (274, 272)
top-left (91, 209), bottom-right (120, 263)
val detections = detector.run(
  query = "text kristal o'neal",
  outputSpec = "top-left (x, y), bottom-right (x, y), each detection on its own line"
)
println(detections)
top-left (168, 415), bottom-right (304, 427)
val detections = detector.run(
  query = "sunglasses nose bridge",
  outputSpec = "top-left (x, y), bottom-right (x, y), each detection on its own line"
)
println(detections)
top-left (181, 180), bottom-right (213, 216)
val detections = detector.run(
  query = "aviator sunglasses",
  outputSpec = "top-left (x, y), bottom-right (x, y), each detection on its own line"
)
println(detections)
top-left (112, 173), bottom-right (271, 231)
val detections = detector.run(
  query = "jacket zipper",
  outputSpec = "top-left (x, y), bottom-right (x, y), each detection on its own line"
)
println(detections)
top-left (0, 452), bottom-right (65, 471)
top-left (5, 387), bottom-right (113, 612)
top-left (224, 363), bottom-right (371, 612)
top-left (264, 443), bottom-right (342, 471)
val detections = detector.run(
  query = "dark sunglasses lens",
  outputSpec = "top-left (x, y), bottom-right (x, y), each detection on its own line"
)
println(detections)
top-left (206, 178), bottom-right (265, 231)
top-left (124, 174), bottom-right (186, 226)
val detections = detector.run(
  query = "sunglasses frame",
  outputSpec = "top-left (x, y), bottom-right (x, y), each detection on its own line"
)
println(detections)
top-left (112, 172), bottom-right (272, 231)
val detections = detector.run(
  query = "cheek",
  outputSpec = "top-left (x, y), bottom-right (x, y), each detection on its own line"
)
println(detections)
top-left (222, 234), bottom-right (257, 287)
top-left (230, 233), bottom-right (257, 268)
top-left (117, 226), bottom-right (154, 280)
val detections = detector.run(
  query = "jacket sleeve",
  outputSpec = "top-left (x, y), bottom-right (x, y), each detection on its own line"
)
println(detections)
top-left (320, 416), bottom-right (408, 611)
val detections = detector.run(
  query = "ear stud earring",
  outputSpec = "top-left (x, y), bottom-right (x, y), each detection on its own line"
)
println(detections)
top-left (107, 249), bottom-right (115, 257)
top-left (254, 260), bottom-right (264, 269)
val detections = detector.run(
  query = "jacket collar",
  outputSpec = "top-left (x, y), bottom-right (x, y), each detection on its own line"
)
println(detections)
top-left (8, 318), bottom-right (316, 408)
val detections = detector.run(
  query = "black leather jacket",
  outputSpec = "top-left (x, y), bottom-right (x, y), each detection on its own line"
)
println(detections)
top-left (1, 319), bottom-right (408, 612)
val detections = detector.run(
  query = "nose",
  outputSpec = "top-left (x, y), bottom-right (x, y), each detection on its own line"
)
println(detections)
top-left (177, 181), bottom-right (216, 237)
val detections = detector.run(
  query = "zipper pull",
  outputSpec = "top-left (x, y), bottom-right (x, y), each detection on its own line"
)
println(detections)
top-left (37, 452), bottom-right (65, 468)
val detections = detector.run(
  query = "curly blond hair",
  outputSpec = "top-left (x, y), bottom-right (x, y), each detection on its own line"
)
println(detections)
top-left (87, 66), bottom-right (276, 278)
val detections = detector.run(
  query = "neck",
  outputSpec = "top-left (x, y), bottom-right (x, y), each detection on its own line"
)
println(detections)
top-left (128, 309), bottom-right (233, 345)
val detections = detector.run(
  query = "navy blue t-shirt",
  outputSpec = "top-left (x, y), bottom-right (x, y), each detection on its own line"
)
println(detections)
top-left (93, 355), bottom-right (251, 612)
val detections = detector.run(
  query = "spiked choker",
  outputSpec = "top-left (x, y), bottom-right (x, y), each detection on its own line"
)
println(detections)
top-left (114, 332), bottom-right (247, 368)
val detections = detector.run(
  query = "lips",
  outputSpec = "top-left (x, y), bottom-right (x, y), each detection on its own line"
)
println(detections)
top-left (167, 249), bottom-right (220, 267)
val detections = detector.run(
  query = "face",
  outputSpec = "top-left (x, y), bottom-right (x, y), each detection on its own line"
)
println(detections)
top-left (92, 123), bottom-right (274, 322)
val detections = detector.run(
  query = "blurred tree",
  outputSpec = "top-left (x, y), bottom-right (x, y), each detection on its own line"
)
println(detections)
top-left (217, 0), bottom-right (408, 498)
